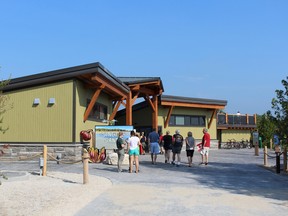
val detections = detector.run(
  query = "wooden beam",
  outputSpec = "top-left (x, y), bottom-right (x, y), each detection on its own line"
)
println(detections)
top-left (131, 84), bottom-right (140, 91)
top-left (91, 75), bottom-right (127, 98)
top-left (164, 106), bottom-right (174, 128)
top-left (83, 84), bottom-right (104, 122)
top-left (144, 95), bottom-right (155, 112)
top-left (109, 100), bottom-right (122, 121)
top-left (139, 87), bottom-right (156, 95)
top-left (132, 92), bottom-right (140, 105)
top-left (126, 91), bottom-right (132, 125)
top-left (152, 95), bottom-right (158, 132)
top-left (208, 109), bottom-right (217, 129)
top-left (128, 80), bottom-right (160, 87)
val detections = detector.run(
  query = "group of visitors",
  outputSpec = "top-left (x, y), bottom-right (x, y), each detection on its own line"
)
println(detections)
top-left (116, 128), bottom-right (210, 173)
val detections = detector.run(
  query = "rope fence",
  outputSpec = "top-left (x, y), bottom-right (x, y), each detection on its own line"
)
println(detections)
top-left (0, 145), bottom-right (90, 184)
top-left (47, 153), bottom-right (82, 164)
top-left (263, 145), bottom-right (287, 174)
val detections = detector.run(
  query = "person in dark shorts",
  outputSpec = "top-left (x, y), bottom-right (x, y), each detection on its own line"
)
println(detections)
top-left (172, 130), bottom-right (184, 167)
top-left (162, 131), bottom-right (173, 163)
top-left (185, 131), bottom-right (195, 167)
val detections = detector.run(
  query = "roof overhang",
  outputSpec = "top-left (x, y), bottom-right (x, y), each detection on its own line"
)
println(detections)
top-left (2, 62), bottom-right (130, 100)
top-left (160, 95), bottom-right (227, 110)
top-left (118, 77), bottom-right (164, 97)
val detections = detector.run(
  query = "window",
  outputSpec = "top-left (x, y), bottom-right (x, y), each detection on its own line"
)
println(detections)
top-left (169, 115), bottom-right (205, 126)
top-left (86, 99), bottom-right (107, 121)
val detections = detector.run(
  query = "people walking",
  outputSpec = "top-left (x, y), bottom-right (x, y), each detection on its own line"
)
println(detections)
top-left (127, 130), bottom-right (141, 173)
top-left (185, 131), bottom-right (195, 167)
top-left (162, 131), bottom-right (173, 163)
top-left (148, 128), bottom-right (160, 164)
top-left (116, 132), bottom-right (126, 172)
top-left (200, 128), bottom-right (210, 165)
top-left (172, 130), bottom-right (184, 167)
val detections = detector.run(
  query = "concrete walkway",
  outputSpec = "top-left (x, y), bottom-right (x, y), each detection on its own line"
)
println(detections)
top-left (1, 148), bottom-right (288, 216)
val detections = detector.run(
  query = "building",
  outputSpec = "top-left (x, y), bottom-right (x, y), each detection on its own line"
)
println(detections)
top-left (0, 62), bottom-right (256, 159)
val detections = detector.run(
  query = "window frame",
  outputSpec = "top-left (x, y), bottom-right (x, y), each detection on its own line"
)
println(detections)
top-left (169, 114), bottom-right (206, 127)
top-left (86, 99), bottom-right (108, 122)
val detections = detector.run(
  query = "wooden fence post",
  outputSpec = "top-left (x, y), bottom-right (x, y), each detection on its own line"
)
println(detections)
top-left (83, 148), bottom-right (89, 184)
top-left (43, 145), bottom-right (47, 176)
top-left (264, 146), bottom-right (268, 166)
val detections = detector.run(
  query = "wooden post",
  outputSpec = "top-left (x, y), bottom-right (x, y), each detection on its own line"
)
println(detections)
top-left (83, 148), bottom-right (89, 184)
top-left (264, 146), bottom-right (268, 166)
top-left (43, 145), bottom-right (47, 176)
top-left (270, 139), bottom-right (273, 151)
top-left (255, 144), bottom-right (259, 156)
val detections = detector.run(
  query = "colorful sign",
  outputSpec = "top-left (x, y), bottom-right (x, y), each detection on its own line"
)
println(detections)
top-left (95, 125), bottom-right (134, 150)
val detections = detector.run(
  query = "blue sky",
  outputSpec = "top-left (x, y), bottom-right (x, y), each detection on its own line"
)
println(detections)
top-left (0, 1), bottom-right (287, 115)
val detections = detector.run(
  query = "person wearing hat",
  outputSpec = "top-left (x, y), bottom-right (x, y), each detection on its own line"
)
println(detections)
top-left (172, 129), bottom-right (184, 167)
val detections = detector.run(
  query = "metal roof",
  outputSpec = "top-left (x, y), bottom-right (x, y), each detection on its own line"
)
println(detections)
top-left (161, 94), bottom-right (227, 106)
top-left (2, 62), bottom-right (130, 92)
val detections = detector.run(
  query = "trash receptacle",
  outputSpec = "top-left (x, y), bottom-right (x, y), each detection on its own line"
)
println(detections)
top-left (259, 136), bottom-right (262, 148)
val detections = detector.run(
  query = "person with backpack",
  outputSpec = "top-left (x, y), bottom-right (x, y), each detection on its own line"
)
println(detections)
top-left (162, 130), bottom-right (173, 163)
top-left (172, 129), bottom-right (184, 167)
top-left (116, 132), bottom-right (126, 172)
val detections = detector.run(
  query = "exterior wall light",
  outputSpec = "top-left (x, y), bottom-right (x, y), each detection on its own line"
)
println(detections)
top-left (33, 98), bottom-right (40, 105)
top-left (48, 98), bottom-right (56, 105)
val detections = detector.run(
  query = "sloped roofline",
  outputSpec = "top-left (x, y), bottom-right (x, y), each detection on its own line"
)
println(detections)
top-left (161, 94), bottom-right (227, 106)
top-left (2, 62), bottom-right (130, 92)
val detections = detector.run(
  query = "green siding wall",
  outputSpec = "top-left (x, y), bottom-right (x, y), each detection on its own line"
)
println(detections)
top-left (75, 80), bottom-right (113, 142)
top-left (158, 106), bottom-right (217, 140)
top-left (1, 81), bottom-right (74, 143)
top-left (221, 130), bottom-right (252, 143)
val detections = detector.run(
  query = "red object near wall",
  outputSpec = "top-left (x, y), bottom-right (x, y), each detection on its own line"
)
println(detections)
top-left (80, 130), bottom-right (91, 141)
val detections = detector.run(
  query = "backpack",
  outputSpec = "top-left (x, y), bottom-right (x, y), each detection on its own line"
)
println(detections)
top-left (174, 134), bottom-right (183, 146)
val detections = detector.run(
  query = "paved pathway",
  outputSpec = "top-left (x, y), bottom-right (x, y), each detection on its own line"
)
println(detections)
top-left (1, 148), bottom-right (288, 216)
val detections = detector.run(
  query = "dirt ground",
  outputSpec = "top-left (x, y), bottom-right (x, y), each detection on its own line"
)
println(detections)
top-left (0, 172), bottom-right (112, 216)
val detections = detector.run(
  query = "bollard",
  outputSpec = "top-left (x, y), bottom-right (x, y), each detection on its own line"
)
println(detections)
top-left (264, 146), bottom-right (268, 166)
top-left (284, 147), bottom-right (287, 173)
top-left (255, 144), bottom-right (259, 156)
top-left (43, 145), bottom-right (47, 176)
top-left (39, 157), bottom-right (44, 176)
top-left (83, 148), bottom-right (89, 184)
top-left (276, 152), bottom-right (280, 174)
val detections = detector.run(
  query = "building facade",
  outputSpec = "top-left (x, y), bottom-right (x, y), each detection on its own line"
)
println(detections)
top-left (0, 62), bottom-right (256, 159)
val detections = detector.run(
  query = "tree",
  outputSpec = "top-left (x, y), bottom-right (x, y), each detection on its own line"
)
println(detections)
top-left (271, 76), bottom-right (288, 146)
top-left (0, 77), bottom-right (12, 134)
top-left (0, 76), bottom-right (12, 185)
top-left (257, 111), bottom-right (277, 147)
